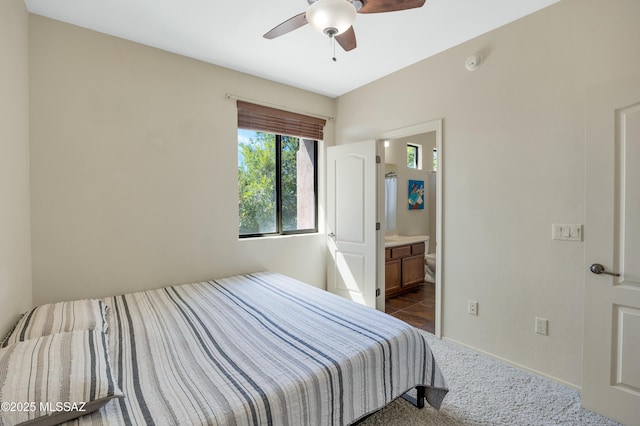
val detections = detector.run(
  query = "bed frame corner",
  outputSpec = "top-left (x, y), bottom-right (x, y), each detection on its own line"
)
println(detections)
top-left (401, 385), bottom-right (426, 409)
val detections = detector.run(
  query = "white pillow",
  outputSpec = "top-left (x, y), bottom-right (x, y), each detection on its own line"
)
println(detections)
top-left (0, 329), bottom-right (123, 426)
top-left (1, 299), bottom-right (109, 347)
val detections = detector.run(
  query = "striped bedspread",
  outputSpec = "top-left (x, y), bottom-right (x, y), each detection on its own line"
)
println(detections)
top-left (73, 272), bottom-right (448, 425)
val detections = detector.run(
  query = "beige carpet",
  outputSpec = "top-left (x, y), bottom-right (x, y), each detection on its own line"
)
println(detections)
top-left (359, 331), bottom-right (621, 425)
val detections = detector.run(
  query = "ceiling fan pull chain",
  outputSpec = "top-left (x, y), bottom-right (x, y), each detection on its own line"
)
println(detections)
top-left (331, 34), bottom-right (337, 62)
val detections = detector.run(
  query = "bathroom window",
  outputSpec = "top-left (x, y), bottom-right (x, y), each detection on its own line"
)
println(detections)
top-left (237, 101), bottom-right (323, 238)
top-left (433, 148), bottom-right (438, 172)
top-left (407, 144), bottom-right (419, 169)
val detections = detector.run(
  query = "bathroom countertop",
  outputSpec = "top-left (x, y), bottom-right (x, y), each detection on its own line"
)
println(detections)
top-left (384, 234), bottom-right (429, 248)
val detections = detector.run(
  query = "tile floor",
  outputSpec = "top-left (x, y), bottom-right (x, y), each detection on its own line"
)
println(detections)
top-left (385, 282), bottom-right (435, 334)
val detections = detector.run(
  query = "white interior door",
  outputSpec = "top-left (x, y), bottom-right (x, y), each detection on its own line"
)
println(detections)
top-left (583, 75), bottom-right (640, 425)
top-left (326, 141), bottom-right (382, 309)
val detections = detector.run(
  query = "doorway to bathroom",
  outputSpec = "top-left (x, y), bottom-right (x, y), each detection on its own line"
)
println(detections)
top-left (379, 120), bottom-right (442, 336)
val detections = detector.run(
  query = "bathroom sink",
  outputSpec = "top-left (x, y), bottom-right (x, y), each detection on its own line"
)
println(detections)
top-left (384, 234), bottom-right (429, 247)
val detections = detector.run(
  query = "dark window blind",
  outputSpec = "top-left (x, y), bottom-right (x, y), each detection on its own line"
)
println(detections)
top-left (237, 101), bottom-right (326, 140)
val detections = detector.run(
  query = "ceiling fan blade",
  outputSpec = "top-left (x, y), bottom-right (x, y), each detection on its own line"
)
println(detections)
top-left (263, 12), bottom-right (308, 39)
top-left (358, 0), bottom-right (425, 14)
top-left (335, 26), bottom-right (357, 51)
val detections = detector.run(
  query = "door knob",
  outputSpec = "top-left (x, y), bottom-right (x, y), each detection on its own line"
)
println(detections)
top-left (589, 263), bottom-right (620, 277)
top-left (328, 232), bottom-right (336, 240)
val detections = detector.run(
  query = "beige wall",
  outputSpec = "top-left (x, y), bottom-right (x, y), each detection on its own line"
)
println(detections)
top-left (0, 0), bottom-right (32, 337)
top-left (29, 15), bottom-right (334, 305)
top-left (336, 0), bottom-right (640, 387)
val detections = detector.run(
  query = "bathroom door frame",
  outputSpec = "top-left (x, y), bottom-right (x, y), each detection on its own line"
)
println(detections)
top-left (378, 119), bottom-right (443, 338)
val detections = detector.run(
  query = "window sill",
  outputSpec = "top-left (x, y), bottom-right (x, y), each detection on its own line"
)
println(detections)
top-left (238, 232), bottom-right (322, 242)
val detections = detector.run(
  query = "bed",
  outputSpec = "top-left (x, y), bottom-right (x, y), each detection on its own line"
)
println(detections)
top-left (0, 272), bottom-right (448, 426)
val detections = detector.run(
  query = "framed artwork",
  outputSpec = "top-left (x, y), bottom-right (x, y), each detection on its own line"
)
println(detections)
top-left (408, 179), bottom-right (424, 210)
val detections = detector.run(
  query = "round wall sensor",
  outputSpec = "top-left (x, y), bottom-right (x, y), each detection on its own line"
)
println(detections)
top-left (465, 54), bottom-right (482, 71)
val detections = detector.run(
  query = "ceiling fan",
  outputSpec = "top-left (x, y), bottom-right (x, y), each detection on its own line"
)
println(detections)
top-left (263, 0), bottom-right (426, 53)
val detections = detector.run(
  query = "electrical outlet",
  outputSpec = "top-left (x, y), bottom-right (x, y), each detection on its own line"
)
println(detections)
top-left (468, 300), bottom-right (478, 316)
top-left (535, 317), bottom-right (548, 335)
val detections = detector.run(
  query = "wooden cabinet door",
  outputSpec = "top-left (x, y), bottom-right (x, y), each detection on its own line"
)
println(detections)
top-left (385, 259), bottom-right (402, 296)
top-left (402, 255), bottom-right (425, 288)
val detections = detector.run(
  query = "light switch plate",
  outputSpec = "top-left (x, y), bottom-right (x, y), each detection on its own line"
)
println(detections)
top-left (552, 224), bottom-right (583, 241)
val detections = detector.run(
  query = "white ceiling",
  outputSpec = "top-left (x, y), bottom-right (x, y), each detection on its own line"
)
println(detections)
top-left (24, 0), bottom-right (560, 98)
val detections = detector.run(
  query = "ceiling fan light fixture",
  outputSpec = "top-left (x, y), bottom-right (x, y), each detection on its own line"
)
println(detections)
top-left (307, 0), bottom-right (357, 37)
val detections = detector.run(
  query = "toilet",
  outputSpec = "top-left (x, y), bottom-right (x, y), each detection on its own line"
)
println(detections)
top-left (424, 253), bottom-right (436, 283)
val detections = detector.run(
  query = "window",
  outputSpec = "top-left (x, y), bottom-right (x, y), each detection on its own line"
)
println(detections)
top-left (432, 147), bottom-right (438, 172)
top-left (407, 144), bottom-right (419, 169)
top-left (237, 101), bottom-right (324, 238)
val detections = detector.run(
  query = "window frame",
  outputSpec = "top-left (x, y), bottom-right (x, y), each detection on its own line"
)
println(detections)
top-left (432, 147), bottom-right (438, 172)
top-left (407, 143), bottom-right (419, 169)
top-left (238, 131), bottom-right (318, 239)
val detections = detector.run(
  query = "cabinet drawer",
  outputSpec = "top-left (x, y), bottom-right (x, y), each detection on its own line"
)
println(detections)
top-left (391, 245), bottom-right (411, 259)
top-left (385, 248), bottom-right (391, 260)
top-left (411, 243), bottom-right (425, 255)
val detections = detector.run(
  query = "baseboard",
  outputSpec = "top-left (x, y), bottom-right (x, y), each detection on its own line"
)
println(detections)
top-left (442, 337), bottom-right (581, 392)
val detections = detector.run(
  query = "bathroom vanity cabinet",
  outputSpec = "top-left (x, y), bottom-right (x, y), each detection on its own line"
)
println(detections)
top-left (385, 241), bottom-right (425, 298)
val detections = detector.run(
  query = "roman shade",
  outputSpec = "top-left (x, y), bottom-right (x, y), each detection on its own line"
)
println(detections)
top-left (237, 101), bottom-right (326, 140)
